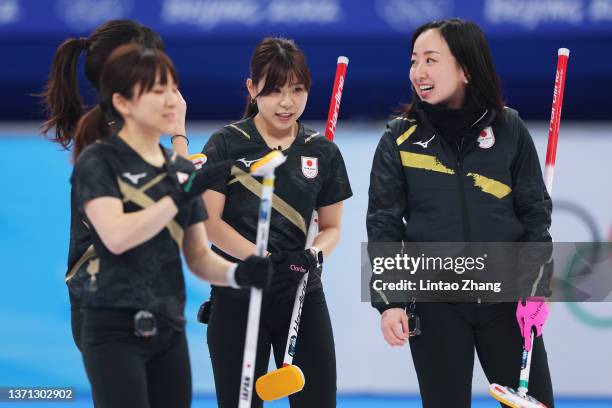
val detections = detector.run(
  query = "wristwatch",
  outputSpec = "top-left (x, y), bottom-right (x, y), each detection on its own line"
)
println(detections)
top-left (309, 246), bottom-right (324, 268)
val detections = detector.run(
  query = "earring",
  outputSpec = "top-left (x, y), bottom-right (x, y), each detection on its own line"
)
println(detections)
top-left (250, 98), bottom-right (257, 105)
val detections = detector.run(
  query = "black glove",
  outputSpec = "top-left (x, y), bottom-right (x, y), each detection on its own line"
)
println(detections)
top-left (270, 250), bottom-right (318, 284)
top-left (234, 255), bottom-right (273, 289)
top-left (166, 157), bottom-right (233, 207)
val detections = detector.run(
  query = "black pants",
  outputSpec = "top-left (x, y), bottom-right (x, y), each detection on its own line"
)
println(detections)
top-left (80, 309), bottom-right (192, 408)
top-left (409, 302), bottom-right (554, 407)
top-left (207, 288), bottom-right (336, 407)
top-left (71, 308), bottom-right (82, 351)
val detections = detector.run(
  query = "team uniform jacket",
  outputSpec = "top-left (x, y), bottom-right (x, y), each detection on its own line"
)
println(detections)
top-left (71, 135), bottom-right (206, 329)
top-left (65, 191), bottom-right (95, 308)
top-left (202, 117), bottom-right (353, 297)
top-left (367, 107), bottom-right (552, 311)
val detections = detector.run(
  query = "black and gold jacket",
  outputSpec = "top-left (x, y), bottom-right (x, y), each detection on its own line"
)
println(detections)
top-left (367, 107), bottom-right (552, 311)
top-left (203, 117), bottom-right (353, 296)
top-left (70, 135), bottom-right (207, 328)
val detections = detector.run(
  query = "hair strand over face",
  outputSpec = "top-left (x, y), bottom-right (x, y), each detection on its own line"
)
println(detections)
top-left (243, 37), bottom-right (312, 119)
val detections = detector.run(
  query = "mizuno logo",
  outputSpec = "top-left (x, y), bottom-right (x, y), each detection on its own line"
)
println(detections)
top-left (237, 157), bottom-right (262, 168)
top-left (122, 172), bottom-right (147, 184)
top-left (413, 135), bottom-right (435, 149)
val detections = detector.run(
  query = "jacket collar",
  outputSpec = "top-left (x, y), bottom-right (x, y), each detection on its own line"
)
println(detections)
top-left (235, 116), bottom-right (313, 147)
top-left (410, 104), bottom-right (498, 148)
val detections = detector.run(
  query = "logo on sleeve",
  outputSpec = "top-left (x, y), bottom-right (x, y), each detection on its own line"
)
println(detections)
top-left (122, 172), bottom-right (147, 185)
top-left (478, 127), bottom-right (495, 149)
top-left (301, 156), bottom-right (318, 179)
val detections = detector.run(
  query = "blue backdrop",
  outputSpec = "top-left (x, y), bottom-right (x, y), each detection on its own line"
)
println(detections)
top-left (1, 0), bottom-right (611, 121)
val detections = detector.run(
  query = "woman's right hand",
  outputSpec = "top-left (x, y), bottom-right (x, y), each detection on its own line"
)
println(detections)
top-left (234, 255), bottom-right (273, 290)
top-left (381, 308), bottom-right (409, 347)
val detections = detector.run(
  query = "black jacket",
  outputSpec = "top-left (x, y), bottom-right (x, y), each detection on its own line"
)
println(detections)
top-left (202, 118), bottom-right (352, 297)
top-left (367, 106), bottom-right (552, 312)
top-left (71, 135), bottom-right (207, 329)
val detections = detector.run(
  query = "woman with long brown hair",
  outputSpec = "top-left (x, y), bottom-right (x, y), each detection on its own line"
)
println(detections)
top-left (40, 20), bottom-right (189, 350)
top-left (71, 43), bottom-right (272, 408)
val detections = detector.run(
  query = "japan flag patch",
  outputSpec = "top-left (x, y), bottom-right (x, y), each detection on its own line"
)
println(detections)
top-left (301, 156), bottom-right (318, 179)
top-left (477, 126), bottom-right (495, 149)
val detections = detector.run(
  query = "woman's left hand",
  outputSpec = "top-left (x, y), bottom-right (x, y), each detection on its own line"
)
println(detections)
top-left (516, 297), bottom-right (549, 351)
top-left (270, 250), bottom-right (318, 283)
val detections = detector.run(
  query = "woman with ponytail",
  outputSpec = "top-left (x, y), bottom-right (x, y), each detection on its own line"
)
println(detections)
top-left (39, 20), bottom-right (189, 350)
top-left (40, 19), bottom-right (189, 151)
top-left (71, 44), bottom-right (272, 408)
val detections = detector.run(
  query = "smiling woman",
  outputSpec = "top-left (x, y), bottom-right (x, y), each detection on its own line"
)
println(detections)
top-left (367, 18), bottom-right (554, 408)
top-left (404, 19), bottom-right (505, 115)
top-left (410, 28), bottom-right (469, 108)
top-left (69, 44), bottom-right (272, 408)
top-left (38, 20), bottom-right (177, 355)
top-left (199, 37), bottom-right (353, 407)
top-left (242, 37), bottom-right (312, 149)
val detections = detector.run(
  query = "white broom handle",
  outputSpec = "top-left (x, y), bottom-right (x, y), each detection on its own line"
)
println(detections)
top-left (282, 210), bottom-right (318, 365)
top-left (517, 332), bottom-right (535, 397)
top-left (238, 174), bottom-right (275, 408)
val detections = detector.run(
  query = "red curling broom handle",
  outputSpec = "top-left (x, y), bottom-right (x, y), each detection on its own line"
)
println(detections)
top-left (543, 48), bottom-right (570, 195)
top-left (325, 56), bottom-right (349, 141)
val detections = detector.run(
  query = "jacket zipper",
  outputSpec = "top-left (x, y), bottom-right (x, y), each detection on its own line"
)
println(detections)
top-left (455, 137), bottom-right (471, 241)
top-left (456, 137), bottom-right (481, 304)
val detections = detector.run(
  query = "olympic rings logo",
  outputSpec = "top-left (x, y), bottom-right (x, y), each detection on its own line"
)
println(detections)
top-left (555, 200), bottom-right (612, 328)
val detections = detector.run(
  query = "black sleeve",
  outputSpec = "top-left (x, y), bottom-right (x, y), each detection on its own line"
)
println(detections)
top-left (511, 118), bottom-right (552, 243)
top-left (511, 118), bottom-right (553, 298)
top-left (316, 145), bottom-right (353, 207)
top-left (366, 127), bottom-right (409, 243)
top-left (201, 131), bottom-right (230, 194)
top-left (188, 197), bottom-right (208, 226)
top-left (71, 147), bottom-right (121, 213)
top-left (366, 127), bottom-right (410, 313)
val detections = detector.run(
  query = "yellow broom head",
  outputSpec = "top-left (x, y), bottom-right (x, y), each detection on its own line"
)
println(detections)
top-left (250, 150), bottom-right (286, 176)
top-left (188, 153), bottom-right (207, 170)
top-left (255, 364), bottom-right (305, 401)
